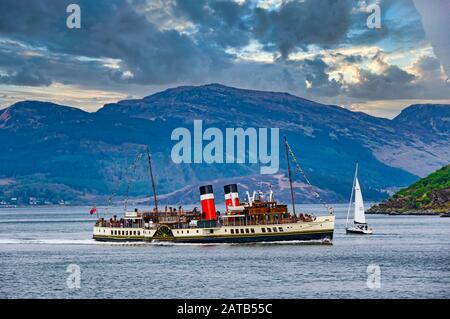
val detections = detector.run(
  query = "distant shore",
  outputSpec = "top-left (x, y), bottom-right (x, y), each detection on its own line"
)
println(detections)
top-left (367, 210), bottom-right (442, 216)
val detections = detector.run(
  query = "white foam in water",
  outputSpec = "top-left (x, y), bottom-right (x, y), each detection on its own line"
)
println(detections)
top-left (147, 239), bottom-right (329, 246)
top-left (0, 238), bottom-right (329, 246)
top-left (0, 218), bottom-right (90, 224)
top-left (0, 238), bottom-right (147, 245)
top-left (149, 241), bottom-right (223, 246)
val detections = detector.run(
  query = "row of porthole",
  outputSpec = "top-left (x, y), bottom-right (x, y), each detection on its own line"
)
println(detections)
top-left (111, 230), bottom-right (141, 236)
top-left (176, 229), bottom-right (200, 235)
top-left (226, 226), bottom-right (285, 235)
top-left (107, 224), bottom-right (310, 237)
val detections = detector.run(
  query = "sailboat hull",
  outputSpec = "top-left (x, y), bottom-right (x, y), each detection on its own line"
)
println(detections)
top-left (346, 227), bottom-right (373, 235)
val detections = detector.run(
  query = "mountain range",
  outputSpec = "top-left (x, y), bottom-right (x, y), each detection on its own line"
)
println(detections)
top-left (0, 84), bottom-right (449, 205)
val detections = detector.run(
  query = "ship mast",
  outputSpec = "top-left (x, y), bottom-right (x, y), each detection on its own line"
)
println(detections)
top-left (146, 146), bottom-right (158, 212)
top-left (284, 136), bottom-right (296, 217)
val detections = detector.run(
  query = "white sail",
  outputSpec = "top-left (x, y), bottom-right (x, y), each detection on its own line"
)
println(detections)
top-left (353, 177), bottom-right (366, 224)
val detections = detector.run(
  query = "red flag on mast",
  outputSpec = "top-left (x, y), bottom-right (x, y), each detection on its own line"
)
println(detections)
top-left (89, 207), bottom-right (97, 215)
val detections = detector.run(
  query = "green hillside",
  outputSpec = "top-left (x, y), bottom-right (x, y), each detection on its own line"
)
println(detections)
top-left (368, 165), bottom-right (450, 214)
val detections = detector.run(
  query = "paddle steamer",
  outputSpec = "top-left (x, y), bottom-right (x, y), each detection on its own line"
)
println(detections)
top-left (93, 138), bottom-right (335, 244)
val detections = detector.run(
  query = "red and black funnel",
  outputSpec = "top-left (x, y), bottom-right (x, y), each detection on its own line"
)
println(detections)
top-left (224, 184), bottom-right (240, 211)
top-left (199, 185), bottom-right (217, 220)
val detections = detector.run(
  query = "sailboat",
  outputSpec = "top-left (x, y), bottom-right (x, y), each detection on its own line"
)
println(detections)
top-left (345, 164), bottom-right (373, 235)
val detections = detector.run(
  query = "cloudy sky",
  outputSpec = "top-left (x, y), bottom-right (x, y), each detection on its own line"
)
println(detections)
top-left (0, 0), bottom-right (448, 118)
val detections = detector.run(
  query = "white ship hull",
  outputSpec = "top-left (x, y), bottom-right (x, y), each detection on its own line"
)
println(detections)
top-left (93, 215), bottom-right (335, 244)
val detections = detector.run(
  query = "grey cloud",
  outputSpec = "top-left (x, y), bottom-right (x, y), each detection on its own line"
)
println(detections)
top-left (253, 0), bottom-right (353, 58)
top-left (173, 0), bottom-right (354, 58)
top-left (171, 0), bottom-right (425, 60)
top-left (348, 54), bottom-right (450, 100)
top-left (343, 54), bottom-right (363, 64)
top-left (299, 58), bottom-right (342, 97)
top-left (173, 0), bottom-right (252, 49)
top-left (348, 65), bottom-right (416, 99)
top-left (0, 0), bottom-right (231, 86)
top-left (0, 41), bottom-right (116, 89)
top-left (411, 56), bottom-right (450, 99)
top-left (0, 46), bottom-right (54, 86)
top-left (414, 56), bottom-right (444, 80)
top-left (0, 0), bottom-right (441, 104)
top-left (0, 68), bottom-right (52, 86)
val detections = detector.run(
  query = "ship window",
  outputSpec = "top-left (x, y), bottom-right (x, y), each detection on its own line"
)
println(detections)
top-left (240, 229), bottom-right (244, 234)
top-left (187, 230), bottom-right (189, 234)
top-left (278, 227), bottom-right (283, 232)
top-left (126, 231), bottom-right (129, 235)
top-left (235, 229), bottom-right (239, 234)
top-left (245, 229), bottom-right (250, 234)
top-left (262, 228), bottom-right (266, 233)
top-left (273, 227), bottom-right (277, 232)
top-left (210, 229), bottom-right (214, 234)
top-left (196, 230), bottom-right (199, 233)
top-left (267, 228), bottom-right (272, 233)
top-left (231, 229), bottom-right (234, 234)
top-left (251, 228), bottom-right (255, 233)
top-left (137, 231), bottom-right (140, 236)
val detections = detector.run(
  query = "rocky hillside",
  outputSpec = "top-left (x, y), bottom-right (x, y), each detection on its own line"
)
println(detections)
top-left (0, 84), bottom-right (449, 205)
top-left (368, 165), bottom-right (450, 215)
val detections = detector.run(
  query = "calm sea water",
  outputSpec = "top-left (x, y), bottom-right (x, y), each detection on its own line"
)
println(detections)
top-left (0, 204), bottom-right (449, 299)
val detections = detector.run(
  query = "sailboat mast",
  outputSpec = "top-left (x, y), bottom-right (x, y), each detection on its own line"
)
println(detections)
top-left (146, 146), bottom-right (158, 212)
top-left (284, 136), bottom-right (296, 217)
top-left (345, 163), bottom-right (358, 228)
